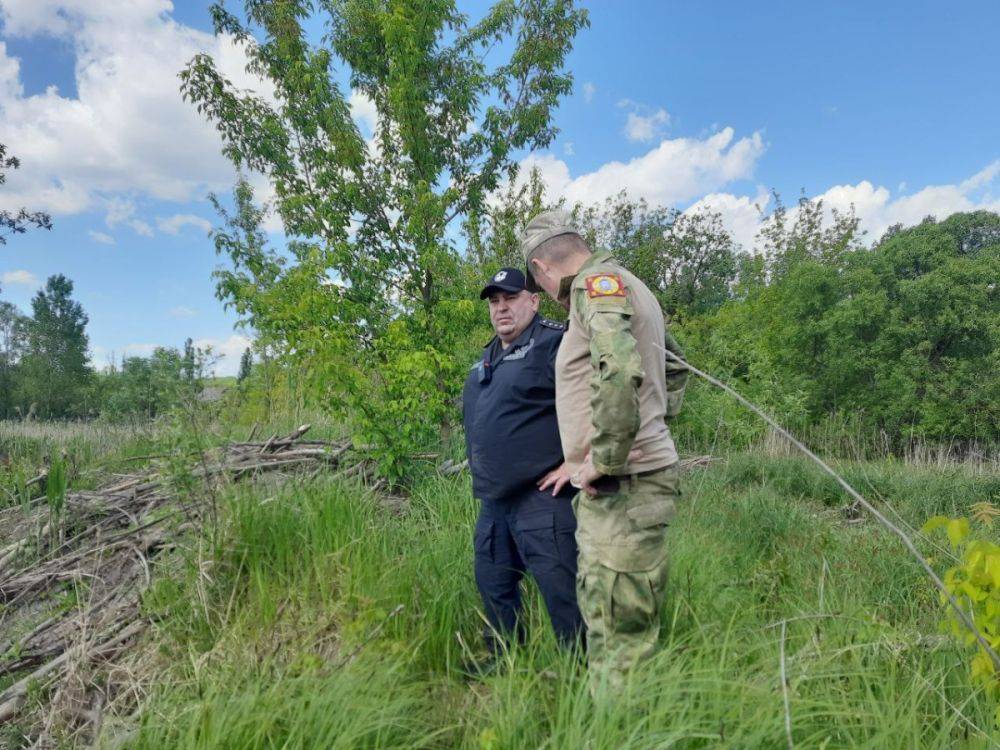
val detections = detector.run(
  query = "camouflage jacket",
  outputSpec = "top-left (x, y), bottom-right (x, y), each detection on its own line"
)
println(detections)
top-left (554, 251), bottom-right (687, 476)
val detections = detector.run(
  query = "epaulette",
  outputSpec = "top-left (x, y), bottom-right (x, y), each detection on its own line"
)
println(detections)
top-left (539, 318), bottom-right (565, 331)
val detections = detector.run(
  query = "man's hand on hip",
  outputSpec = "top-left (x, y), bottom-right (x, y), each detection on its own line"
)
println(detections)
top-left (572, 449), bottom-right (644, 496)
top-left (538, 462), bottom-right (573, 496)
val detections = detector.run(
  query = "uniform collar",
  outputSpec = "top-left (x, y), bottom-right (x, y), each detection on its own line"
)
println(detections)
top-left (557, 251), bottom-right (614, 306)
top-left (485, 313), bottom-right (540, 360)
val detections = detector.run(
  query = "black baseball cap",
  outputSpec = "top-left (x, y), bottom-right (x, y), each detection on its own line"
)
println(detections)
top-left (480, 267), bottom-right (529, 299)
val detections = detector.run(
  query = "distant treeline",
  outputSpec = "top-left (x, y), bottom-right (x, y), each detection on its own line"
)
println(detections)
top-left (2, 200), bottom-right (996, 453)
top-left (476, 182), bottom-right (999, 452)
top-left (0, 274), bottom-right (252, 420)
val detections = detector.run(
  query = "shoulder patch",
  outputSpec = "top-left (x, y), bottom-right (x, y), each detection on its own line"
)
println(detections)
top-left (585, 273), bottom-right (626, 299)
top-left (539, 318), bottom-right (565, 331)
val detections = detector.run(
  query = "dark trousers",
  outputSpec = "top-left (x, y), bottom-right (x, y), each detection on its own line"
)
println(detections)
top-left (473, 488), bottom-right (583, 651)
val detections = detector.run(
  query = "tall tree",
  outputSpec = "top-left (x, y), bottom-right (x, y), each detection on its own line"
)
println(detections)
top-left (17, 275), bottom-right (92, 418)
top-left (0, 144), bottom-right (53, 245)
top-left (0, 301), bottom-right (28, 417)
top-left (182, 337), bottom-right (196, 382)
top-left (184, 0), bottom-right (587, 474)
top-left (237, 347), bottom-right (253, 383)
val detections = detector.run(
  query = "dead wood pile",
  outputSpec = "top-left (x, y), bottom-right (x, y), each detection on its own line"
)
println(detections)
top-left (0, 424), bottom-right (354, 742)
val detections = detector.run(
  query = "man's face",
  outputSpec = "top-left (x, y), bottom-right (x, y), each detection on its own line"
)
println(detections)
top-left (488, 289), bottom-right (539, 343)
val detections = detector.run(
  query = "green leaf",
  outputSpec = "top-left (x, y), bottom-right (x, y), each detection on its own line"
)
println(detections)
top-left (921, 515), bottom-right (950, 534)
top-left (947, 518), bottom-right (971, 548)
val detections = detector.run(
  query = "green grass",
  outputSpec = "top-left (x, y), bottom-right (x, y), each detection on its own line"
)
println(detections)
top-left (0, 418), bottom-right (165, 508)
top-left (114, 452), bottom-right (1000, 749)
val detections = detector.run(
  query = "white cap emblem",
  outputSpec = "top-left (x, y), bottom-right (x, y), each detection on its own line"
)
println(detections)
top-left (493, 270), bottom-right (507, 282)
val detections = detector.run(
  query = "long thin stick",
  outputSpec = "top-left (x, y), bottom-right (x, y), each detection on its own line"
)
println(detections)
top-left (780, 620), bottom-right (794, 750)
top-left (658, 345), bottom-right (1000, 673)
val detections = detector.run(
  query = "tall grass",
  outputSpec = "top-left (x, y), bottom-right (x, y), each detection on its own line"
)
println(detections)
top-left (0, 419), bottom-right (158, 463)
top-left (0, 419), bottom-right (164, 510)
top-left (118, 451), bottom-right (1000, 748)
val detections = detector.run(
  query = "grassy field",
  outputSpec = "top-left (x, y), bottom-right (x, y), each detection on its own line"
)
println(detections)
top-left (80, 447), bottom-right (998, 749)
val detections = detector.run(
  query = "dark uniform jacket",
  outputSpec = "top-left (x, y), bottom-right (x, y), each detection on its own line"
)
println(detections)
top-left (462, 313), bottom-right (567, 502)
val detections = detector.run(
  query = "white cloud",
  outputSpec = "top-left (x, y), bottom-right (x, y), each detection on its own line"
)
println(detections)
top-left (582, 82), bottom-right (596, 103)
top-left (194, 333), bottom-right (253, 377)
top-left (695, 159), bottom-right (1000, 251)
top-left (0, 1), bottom-right (273, 215)
top-left (104, 197), bottom-right (154, 237)
top-left (563, 141), bottom-right (575, 156)
top-left (1, 269), bottom-right (39, 286)
top-left (624, 109), bottom-right (669, 143)
top-left (349, 90), bottom-right (378, 133)
top-left (618, 100), bottom-right (670, 143)
top-left (157, 214), bottom-right (212, 235)
top-left (519, 127), bottom-right (766, 208)
top-left (245, 171), bottom-right (284, 234)
top-left (87, 229), bottom-right (115, 244)
top-left (131, 219), bottom-right (154, 237)
top-left (168, 305), bottom-right (197, 318)
top-left (684, 188), bottom-right (771, 250)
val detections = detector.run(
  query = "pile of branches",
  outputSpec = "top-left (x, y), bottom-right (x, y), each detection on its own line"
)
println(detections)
top-left (0, 425), bottom-right (353, 744)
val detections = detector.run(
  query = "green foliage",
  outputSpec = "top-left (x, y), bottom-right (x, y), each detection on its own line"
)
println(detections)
top-left (15, 275), bottom-right (92, 418)
top-left (575, 193), bottom-right (739, 321)
top-left (237, 348), bottom-right (253, 383)
top-left (0, 300), bottom-right (28, 417)
top-left (677, 208), bottom-right (1000, 448)
top-left (96, 342), bottom-right (210, 419)
top-left (0, 143), bottom-right (52, 246)
top-left (184, 0), bottom-right (587, 479)
top-left (923, 512), bottom-right (1000, 723)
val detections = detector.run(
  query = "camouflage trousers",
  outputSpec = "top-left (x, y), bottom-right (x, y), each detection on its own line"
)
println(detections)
top-left (573, 464), bottom-right (680, 692)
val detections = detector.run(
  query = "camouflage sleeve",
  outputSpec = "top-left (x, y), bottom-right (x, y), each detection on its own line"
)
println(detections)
top-left (663, 327), bottom-right (689, 420)
top-left (585, 303), bottom-right (645, 475)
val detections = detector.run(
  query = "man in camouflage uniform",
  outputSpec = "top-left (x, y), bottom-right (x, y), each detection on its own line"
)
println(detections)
top-left (519, 209), bottom-right (688, 690)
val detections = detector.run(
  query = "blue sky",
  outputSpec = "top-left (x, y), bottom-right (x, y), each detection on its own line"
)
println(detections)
top-left (1, 0), bottom-right (998, 374)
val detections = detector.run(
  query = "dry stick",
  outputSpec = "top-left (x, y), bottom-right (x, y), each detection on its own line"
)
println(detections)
top-left (780, 620), bottom-right (794, 750)
top-left (0, 619), bottom-right (145, 723)
top-left (657, 345), bottom-right (1000, 673)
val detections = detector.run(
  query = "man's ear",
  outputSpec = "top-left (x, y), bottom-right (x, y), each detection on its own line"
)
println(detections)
top-left (529, 293), bottom-right (540, 311)
top-left (530, 256), bottom-right (546, 279)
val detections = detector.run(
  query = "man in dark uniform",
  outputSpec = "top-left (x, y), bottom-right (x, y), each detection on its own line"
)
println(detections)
top-left (462, 267), bottom-right (583, 661)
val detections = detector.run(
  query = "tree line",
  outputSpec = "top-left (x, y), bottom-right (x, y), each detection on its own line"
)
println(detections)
top-left (0, 274), bottom-right (239, 420)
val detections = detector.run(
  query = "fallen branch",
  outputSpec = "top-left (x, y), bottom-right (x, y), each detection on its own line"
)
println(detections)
top-left (0, 620), bottom-right (146, 723)
top-left (0, 425), bottom-right (362, 739)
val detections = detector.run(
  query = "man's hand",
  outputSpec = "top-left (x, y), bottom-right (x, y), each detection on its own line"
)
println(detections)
top-left (571, 453), bottom-right (603, 496)
top-left (538, 462), bottom-right (573, 496)
top-left (572, 449), bottom-right (645, 497)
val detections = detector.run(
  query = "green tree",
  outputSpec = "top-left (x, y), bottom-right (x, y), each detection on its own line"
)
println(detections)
top-left (99, 344), bottom-right (209, 419)
top-left (184, 0), bottom-right (587, 475)
top-left (681, 205), bottom-right (1000, 448)
top-left (0, 301), bottom-right (28, 417)
top-left (237, 347), bottom-right (253, 383)
top-left (182, 337), bottom-right (197, 382)
top-left (16, 275), bottom-right (92, 418)
top-left (575, 193), bottom-right (739, 320)
top-left (0, 144), bottom-right (53, 245)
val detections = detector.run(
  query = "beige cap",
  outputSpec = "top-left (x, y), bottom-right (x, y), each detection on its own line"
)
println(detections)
top-left (518, 209), bottom-right (580, 291)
